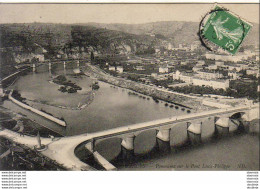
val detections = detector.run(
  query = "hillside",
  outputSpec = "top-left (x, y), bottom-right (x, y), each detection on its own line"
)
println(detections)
top-left (0, 21), bottom-right (258, 67)
top-left (0, 23), bottom-right (159, 56)
top-left (87, 21), bottom-right (259, 48)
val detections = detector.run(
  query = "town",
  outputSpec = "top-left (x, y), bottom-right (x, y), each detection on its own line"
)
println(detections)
top-left (84, 41), bottom-right (260, 101)
top-left (0, 13), bottom-right (259, 171)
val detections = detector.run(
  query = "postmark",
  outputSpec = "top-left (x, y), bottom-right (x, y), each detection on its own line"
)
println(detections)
top-left (199, 5), bottom-right (252, 55)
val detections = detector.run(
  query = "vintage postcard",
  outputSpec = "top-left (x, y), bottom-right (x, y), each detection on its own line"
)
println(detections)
top-left (0, 3), bottom-right (259, 176)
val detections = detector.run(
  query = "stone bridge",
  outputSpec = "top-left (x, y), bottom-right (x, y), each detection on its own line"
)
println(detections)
top-left (32, 60), bottom-right (81, 73)
top-left (83, 103), bottom-right (259, 152)
top-left (0, 103), bottom-right (259, 171)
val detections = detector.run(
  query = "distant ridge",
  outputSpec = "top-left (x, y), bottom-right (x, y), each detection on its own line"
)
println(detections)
top-left (0, 21), bottom-right (258, 55)
top-left (86, 21), bottom-right (259, 48)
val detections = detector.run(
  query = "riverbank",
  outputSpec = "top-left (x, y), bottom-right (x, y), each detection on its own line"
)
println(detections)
top-left (8, 90), bottom-right (67, 127)
top-left (83, 64), bottom-right (213, 112)
top-left (25, 89), bottom-right (95, 111)
top-left (0, 106), bottom-right (63, 137)
top-left (1, 68), bottom-right (30, 88)
top-left (8, 70), bottom-right (96, 111)
top-left (83, 64), bottom-right (255, 111)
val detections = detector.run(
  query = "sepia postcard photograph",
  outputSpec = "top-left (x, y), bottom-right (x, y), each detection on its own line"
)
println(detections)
top-left (0, 2), bottom-right (259, 174)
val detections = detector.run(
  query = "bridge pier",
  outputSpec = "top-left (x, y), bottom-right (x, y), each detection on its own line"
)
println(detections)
top-left (63, 61), bottom-right (67, 74)
top-left (155, 138), bottom-right (171, 153)
top-left (120, 146), bottom-right (135, 160)
top-left (85, 139), bottom-right (95, 153)
top-left (232, 117), bottom-right (256, 134)
top-left (187, 122), bottom-right (202, 145)
top-left (121, 134), bottom-right (135, 151)
top-left (230, 118), bottom-right (247, 133)
top-left (121, 134), bottom-right (135, 160)
top-left (48, 62), bottom-right (52, 71)
top-left (48, 62), bottom-right (52, 76)
top-left (156, 128), bottom-right (171, 142)
top-left (214, 117), bottom-right (230, 137)
top-left (32, 63), bottom-right (36, 73)
top-left (241, 112), bottom-right (254, 133)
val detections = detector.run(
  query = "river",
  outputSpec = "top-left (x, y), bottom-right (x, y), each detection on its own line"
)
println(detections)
top-left (3, 61), bottom-right (259, 170)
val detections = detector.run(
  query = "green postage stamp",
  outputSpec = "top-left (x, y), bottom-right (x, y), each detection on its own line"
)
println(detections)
top-left (201, 5), bottom-right (252, 55)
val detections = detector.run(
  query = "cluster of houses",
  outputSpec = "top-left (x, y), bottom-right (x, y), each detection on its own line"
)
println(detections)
top-left (98, 42), bottom-right (259, 92)
top-left (1, 44), bottom-right (46, 63)
top-left (106, 48), bottom-right (259, 91)
top-left (171, 53), bottom-right (259, 90)
top-left (108, 65), bottom-right (124, 73)
top-left (150, 49), bottom-right (258, 90)
top-left (205, 50), bottom-right (258, 62)
top-left (172, 70), bottom-right (230, 90)
top-left (154, 41), bottom-right (201, 54)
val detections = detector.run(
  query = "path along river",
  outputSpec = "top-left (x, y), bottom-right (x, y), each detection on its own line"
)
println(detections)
top-left (3, 62), bottom-right (259, 170)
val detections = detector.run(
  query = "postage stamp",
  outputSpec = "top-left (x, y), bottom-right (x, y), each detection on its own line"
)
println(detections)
top-left (201, 5), bottom-right (252, 55)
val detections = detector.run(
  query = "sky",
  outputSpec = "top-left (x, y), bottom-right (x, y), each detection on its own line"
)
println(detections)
top-left (0, 3), bottom-right (259, 24)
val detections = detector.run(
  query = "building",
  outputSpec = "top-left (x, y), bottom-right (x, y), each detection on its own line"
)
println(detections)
top-left (205, 53), bottom-right (215, 60)
top-left (159, 67), bottom-right (169, 73)
top-left (236, 63), bottom-right (248, 70)
top-left (154, 74), bottom-right (169, 81)
top-left (180, 61), bottom-right (188, 65)
top-left (155, 48), bottom-right (160, 53)
top-left (192, 65), bottom-right (203, 72)
top-left (173, 70), bottom-right (229, 89)
top-left (215, 61), bottom-right (224, 66)
top-left (109, 66), bottom-right (116, 71)
top-left (207, 64), bottom-right (218, 70)
top-left (228, 65), bottom-right (242, 72)
top-left (73, 68), bottom-right (81, 74)
top-left (167, 43), bottom-right (173, 50)
top-left (116, 66), bottom-right (124, 73)
top-left (246, 69), bottom-right (259, 77)
top-left (205, 53), bottom-right (247, 62)
top-left (197, 60), bottom-right (205, 66)
top-left (228, 71), bottom-right (242, 80)
top-left (151, 73), bottom-right (158, 78)
top-left (135, 66), bottom-right (145, 71)
top-left (172, 70), bottom-right (193, 83)
top-left (192, 78), bottom-right (230, 90)
top-left (218, 65), bottom-right (229, 70)
top-left (196, 71), bottom-right (223, 80)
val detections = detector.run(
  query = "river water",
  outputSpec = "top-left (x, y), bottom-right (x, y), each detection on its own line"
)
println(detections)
top-left (3, 62), bottom-right (259, 170)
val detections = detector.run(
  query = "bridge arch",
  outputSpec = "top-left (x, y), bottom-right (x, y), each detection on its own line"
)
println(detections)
top-left (230, 112), bottom-right (247, 119)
